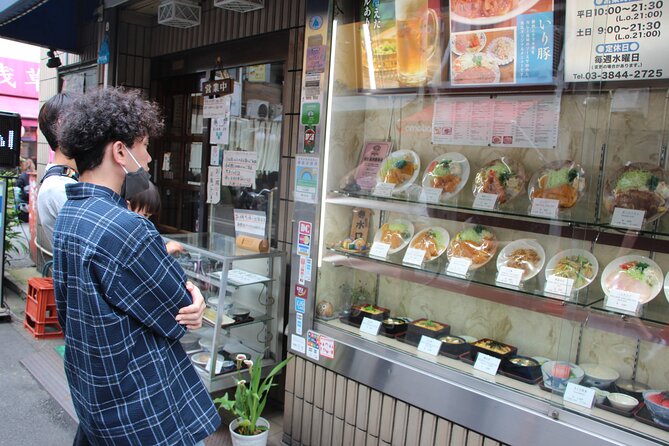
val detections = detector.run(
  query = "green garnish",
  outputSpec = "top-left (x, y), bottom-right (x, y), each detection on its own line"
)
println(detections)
top-left (423, 320), bottom-right (436, 327)
top-left (568, 169), bottom-right (578, 182)
top-left (363, 305), bottom-right (376, 312)
top-left (459, 225), bottom-right (491, 244)
top-left (498, 171), bottom-right (511, 185)
top-left (616, 169), bottom-right (654, 192)
top-left (647, 175), bottom-right (659, 191)
top-left (394, 159), bottom-right (408, 169)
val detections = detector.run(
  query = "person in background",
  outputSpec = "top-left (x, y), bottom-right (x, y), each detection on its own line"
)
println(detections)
top-left (54, 87), bottom-right (220, 445)
top-left (15, 157), bottom-right (34, 221)
top-left (36, 92), bottom-right (79, 258)
top-left (127, 181), bottom-right (184, 255)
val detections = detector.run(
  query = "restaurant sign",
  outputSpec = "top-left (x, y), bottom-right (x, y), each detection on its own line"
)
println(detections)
top-left (202, 78), bottom-right (234, 97)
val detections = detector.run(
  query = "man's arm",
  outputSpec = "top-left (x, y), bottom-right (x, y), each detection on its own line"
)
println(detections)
top-left (105, 233), bottom-right (197, 340)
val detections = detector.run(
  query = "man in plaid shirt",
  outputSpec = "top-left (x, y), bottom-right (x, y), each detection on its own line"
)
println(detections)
top-left (53, 88), bottom-right (221, 445)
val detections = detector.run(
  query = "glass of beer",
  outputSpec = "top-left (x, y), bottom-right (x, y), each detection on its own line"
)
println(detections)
top-left (395, 0), bottom-right (439, 86)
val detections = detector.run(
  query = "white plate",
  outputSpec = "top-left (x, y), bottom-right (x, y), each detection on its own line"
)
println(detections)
top-left (486, 36), bottom-right (515, 66)
top-left (451, 0), bottom-right (541, 26)
top-left (600, 255), bottom-right (663, 304)
top-left (451, 53), bottom-right (501, 85)
top-left (451, 31), bottom-right (487, 56)
top-left (496, 239), bottom-right (545, 281)
top-left (665, 271), bottom-right (669, 304)
top-left (545, 249), bottom-right (599, 291)
top-left (421, 153), bottom-right (470, 202)
top-left (376, 150), bottom-right (421, 193)
top-left (408, 227), bottom-right (450, 262)
top-left (373, 219), bottom-right (415, 255)
top-left (191, 352), bottom-right (226, 367)
top-left (447, 225), bottom-right (498, 270)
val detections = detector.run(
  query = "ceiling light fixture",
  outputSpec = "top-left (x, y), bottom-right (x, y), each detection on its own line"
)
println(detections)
top-left (213, 0), bottom-right (264, 13)
top-left (157, 0), bottom-right (201, 28)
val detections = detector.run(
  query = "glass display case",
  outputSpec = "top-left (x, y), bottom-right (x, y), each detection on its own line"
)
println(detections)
top-left (165, 233), bottom-right (285, 392)
top-left (289, 1), bottom-right (669, 445)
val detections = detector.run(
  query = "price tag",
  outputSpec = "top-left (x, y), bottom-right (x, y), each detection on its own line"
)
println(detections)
top-left (373, 182), bottom-right (395, 198)
top-left (530, 198), bottom-right (560, 219)
top-left (611, 208), bottom-right (645, 230)
top-left (496, 267), bottom-right (524, 287)
top-left (606, 289), bottom-right (641, 313)
top-left (563, 383), bottom-right (595, 409)
top-left (417, 336), bottom-right (442, 356)
top-left (446, 257), bottom-right (472, 276)
top-left (369, 242), bottom-right (391, 259)
top-left (403, 247), bottom-right (426, 267)
top-left (359, 317), bottom-right (382, 336)
top-left (473, 353), bottom-right (501, 376)
top-left (544, 276), bottom-right (574, 297)
top-left (419, 187), bottom-right (442, 204)
top-left (473, 192), bottom-right (498, 210)
top-left (291, 334), bottom-right (306, 354)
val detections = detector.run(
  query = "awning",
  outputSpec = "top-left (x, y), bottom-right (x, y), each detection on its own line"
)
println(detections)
top-left (0, 95), bottom-right (39, 119)
top-left (0, 0), bottom-right (97, 53)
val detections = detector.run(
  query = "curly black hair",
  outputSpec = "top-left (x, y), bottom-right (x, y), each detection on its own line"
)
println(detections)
top-left (38, 92), bottom-right (78, 150)
top-left (58, 87), bottom-right (164, 174)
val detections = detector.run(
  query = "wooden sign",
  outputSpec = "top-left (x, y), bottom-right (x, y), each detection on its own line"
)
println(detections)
top-left (202, 78), bottom-right (234, 97)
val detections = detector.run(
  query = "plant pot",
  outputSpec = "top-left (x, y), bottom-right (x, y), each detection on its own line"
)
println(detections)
top-left (229, 417), bottom-right (270, 446)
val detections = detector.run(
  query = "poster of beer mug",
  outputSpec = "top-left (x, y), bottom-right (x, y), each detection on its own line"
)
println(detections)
top-left (394, 0), bottom-right (439, 86)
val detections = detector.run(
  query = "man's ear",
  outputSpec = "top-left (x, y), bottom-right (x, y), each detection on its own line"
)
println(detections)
top-left (110, 141), bottom-right (127, 166)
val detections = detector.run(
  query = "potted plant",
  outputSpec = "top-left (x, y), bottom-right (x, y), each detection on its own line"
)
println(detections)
top-left (214, 354), bottom-right (293, 446)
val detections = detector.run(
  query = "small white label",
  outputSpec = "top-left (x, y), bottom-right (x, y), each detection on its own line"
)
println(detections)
top-left (359, 317), bottom-right (382, 336)
top-left (564, 383), bottom-right (595, 408)
top-left (606, 289), bottom-right (641, 313)
top-left (447, 257), bottom-right (472, 276)
top-left (205, 356), bottom-right (225, 374)
top-left (473, 353), bottom-right (501, 376)
top-left (473, 192), bottom-right (498, 210)
top-left (403, 247), bottom-right (426, 267)
top-left (496, 266), bottom-right (524, 287)
top-left (530, 198), bottom-right (560, 218)
top-left (291, 334), bottom-right (306, 354)
top-left (373, 182), bottom-right (395, 198)
top-left (611, 208), bottom-right (645, 230)
top-left (544, 276), bottom-right (575, 297)
top-left (307, 344), bottom-right (320, 361)
top-left (419, 187), bottom-right (442, 204)
top-left (369, 242), bottom-right (391, 259)
top-left (296, 313), bottom-right (303, 336)
top-left (417, 336), bottom-right (442, 356)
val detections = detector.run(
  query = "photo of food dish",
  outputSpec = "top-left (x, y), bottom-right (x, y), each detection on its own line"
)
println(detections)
top-left (496, 239), bottom-right (545, 281)
top-left (604, 162), bottom-right (669, 223)
top-left (376, 150), bottom-right (421, 193)
top-left (337, 237), bottom-right (368, 253)
top-left (409, 227), bottom-right (450, 262)
top-left (601, 255), bottom-right (663, 304)
top-left (473, 157), bottom-right (527, 205)
top-left (487, 37), bottom-right (515, 65)
top-left (451, 0), bottom-right (541, 26)
top-left (452, 53), bottom-right (500, 85)
top-left (545, 249), bottom-right (599, 291)
top-left (373, 219), bottom-right (414, 254)
top-left (452, 31), bottom-right (487, 55)
top-left (447, 225), bottom-right (498, 269)
top-left (421, 153), bottom-right (470, 202)
top-left (529, 160), bottom-right (586, 209)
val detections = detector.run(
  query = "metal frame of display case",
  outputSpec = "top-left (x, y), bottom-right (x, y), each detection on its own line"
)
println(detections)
top-left (165, 233), bottom-right (285, 393)
top-left (286, 0), bottom-right (669, 445)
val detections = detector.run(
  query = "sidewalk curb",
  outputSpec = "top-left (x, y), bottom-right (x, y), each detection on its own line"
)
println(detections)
top-left (3, 275), bottom-right (25, 297)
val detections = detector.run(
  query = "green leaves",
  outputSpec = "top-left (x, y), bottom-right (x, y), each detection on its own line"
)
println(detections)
top-left (216, 355), bottom-right (294, 436)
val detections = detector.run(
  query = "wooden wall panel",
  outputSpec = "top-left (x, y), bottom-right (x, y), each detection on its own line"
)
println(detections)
top-left (284, 356), bottom-right (505, 446)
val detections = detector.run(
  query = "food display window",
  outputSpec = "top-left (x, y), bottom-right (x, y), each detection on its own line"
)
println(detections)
top-left (288, 1), bottom-right (669, 445)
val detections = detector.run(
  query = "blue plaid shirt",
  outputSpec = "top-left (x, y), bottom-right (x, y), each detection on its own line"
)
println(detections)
top-left (53, 183), bottom-right (220, 445)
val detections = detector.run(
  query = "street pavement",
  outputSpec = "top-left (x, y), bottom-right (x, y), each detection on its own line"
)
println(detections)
top-left (0, 287), bottom-right (77, 446)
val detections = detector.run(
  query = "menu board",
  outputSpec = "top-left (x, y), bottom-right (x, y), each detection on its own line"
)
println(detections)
top-left (432, 94), bottom-right (560, 148)
top-left (565, 0), bottom-right (668, 82)
top-left (449, 0), bottom-right (555, 86)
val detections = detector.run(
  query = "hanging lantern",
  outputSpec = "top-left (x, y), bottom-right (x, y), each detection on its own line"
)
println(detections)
top-left (157, 0), bottom-right (201, 28)
top-left (213, 0), bottom-right (264, 13)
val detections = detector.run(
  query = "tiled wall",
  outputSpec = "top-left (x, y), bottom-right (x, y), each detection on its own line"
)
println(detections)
top-left (283, 355), bottom-right (507, 446)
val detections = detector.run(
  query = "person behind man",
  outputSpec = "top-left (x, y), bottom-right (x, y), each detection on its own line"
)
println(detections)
top-left (54, 87), bottom-right (220, 445)
top-left (36, 92), bottom-right (79, 257)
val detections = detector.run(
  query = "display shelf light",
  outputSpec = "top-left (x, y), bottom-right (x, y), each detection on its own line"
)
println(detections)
top-left (213, 0), bottom-right (263, 13)
top-left (157, 0), bottom-right (201, 28)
